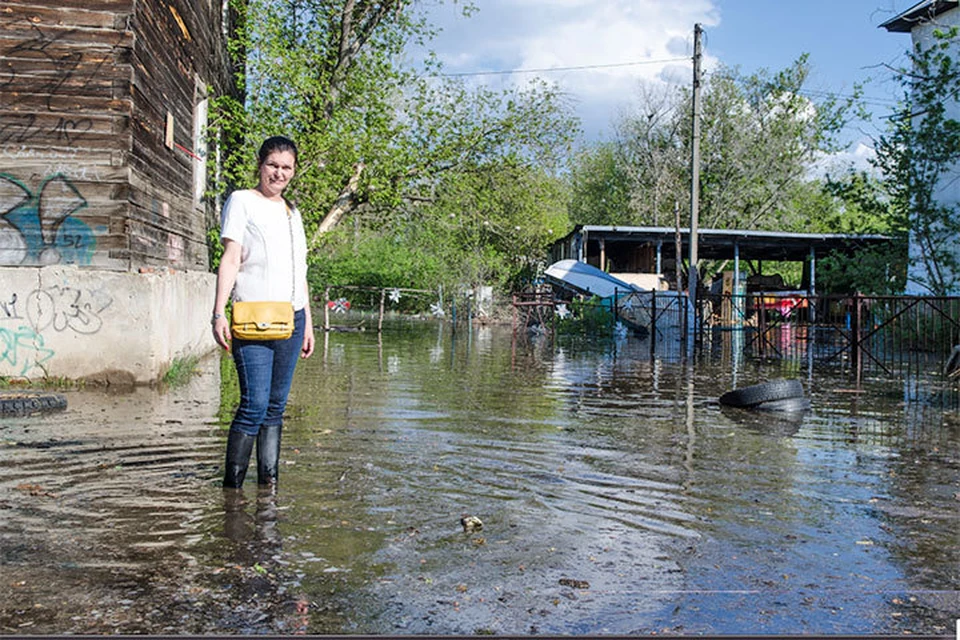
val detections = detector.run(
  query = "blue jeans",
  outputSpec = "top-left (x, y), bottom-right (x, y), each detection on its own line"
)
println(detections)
top-left (230, 308), bottom-right (306, 436)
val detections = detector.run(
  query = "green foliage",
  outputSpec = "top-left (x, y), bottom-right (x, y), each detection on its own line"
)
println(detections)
top-left (311, 162), bottom-right (571, 295)
top-left (217, 351), bottom-right (239, 427)
top-left (815, 172), bottom-right (900, 234)
top-left (424, 162), bottom-right (572, 291)
top-left (808, 171), bottom-right (908, 294)
top-left (207, 227), bottom-right (224, 271)
top-left (690, 57), bottom-right (851, 231)
top-left (571, 57), bottom-right (853, 234)
top-left (568, 144), bottom-right (635, 225)
top-left (310, 232), bottom-right (444, 291)
top-left (817, 246), bottom-right (905, 295)
top-left (555, 298), bottom-right (616, 337)
top-left (873, 27), bottom-right (960, 294)
top-left (209, 0), bottom-right (579, 297)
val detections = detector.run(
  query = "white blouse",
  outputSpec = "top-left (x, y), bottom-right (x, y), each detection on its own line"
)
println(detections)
top-left (220, 189), bottom-right (308, 310)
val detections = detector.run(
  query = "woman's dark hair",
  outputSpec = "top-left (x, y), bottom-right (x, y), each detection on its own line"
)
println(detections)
top-left (258, 136), bottom-right (298, 165)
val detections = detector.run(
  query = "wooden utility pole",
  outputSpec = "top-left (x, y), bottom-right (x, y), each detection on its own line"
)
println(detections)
top-left (674, 200), bottom-right (682, 295)
top-left (689, 24), bottom-right (703, 334)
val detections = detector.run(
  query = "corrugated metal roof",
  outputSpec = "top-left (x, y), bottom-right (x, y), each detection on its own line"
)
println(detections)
top-left (554, 225), bottom-right (895, 262)
top-left (879, 0), bottom-right (959, 32)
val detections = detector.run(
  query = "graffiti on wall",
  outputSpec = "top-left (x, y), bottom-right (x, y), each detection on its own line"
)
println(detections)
top-left (0, 173), bottom-right (98, 266)
top-left (0, 113), bottom-right (94, 146)
top-left (0, 284), bottom-right (113, 376)
top-left (0, 18), bottom-right (123, 267)
top-left (0, 21), bottom-right (119, 114)
top-left (0, 325), bottom-right (55, 377)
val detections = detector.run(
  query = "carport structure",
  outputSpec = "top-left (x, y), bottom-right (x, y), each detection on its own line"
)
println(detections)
top-left (549, 225), bottom-right (896, 295)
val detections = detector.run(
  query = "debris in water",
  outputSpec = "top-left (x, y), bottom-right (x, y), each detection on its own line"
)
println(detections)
top-left (558, 578), bottom-right (590, 589)
top-left (15, 483), bottom-right (57, 498)
top-left (461, 515), bottom-right (483, 532)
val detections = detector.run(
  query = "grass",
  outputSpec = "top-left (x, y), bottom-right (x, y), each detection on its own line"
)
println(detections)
top-left (161, 354), bottom-right (203, 387)
top-left (0, 376), bottom-right (80, 390)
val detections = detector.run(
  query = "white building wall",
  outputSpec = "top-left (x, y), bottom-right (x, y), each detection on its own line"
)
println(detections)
top-left (905, 6), bottom-right (960, 294)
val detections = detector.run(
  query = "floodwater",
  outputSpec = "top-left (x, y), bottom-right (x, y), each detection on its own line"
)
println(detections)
top-left (1, 322), bottom-right (958, 635)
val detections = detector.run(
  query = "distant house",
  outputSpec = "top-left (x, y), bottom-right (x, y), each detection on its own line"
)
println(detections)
top-left (0, 1), bottom-right (240, 382)
top-left (880, 0), bottom-right (960, 294)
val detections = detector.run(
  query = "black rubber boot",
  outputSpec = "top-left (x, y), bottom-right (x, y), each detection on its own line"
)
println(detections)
top-left (223, 430), bottom-right (257, 488)
top-left (257, 424), bottom-right (282, 487)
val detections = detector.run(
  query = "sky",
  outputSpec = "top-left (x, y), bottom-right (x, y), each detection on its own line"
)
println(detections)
top-left (416, 0), bottom-right (922, 169)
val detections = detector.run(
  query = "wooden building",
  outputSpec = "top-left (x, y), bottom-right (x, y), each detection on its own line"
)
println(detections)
top-left (0, 0), bottom-right (238, 270)
top-left (0, 0), bottom-right (241, 383)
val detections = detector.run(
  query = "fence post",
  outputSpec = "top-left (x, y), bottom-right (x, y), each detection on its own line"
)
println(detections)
top-left (650, 290), bottom-right (657, 358)
top-left (853, 292), bottom-right (862, 382)
top-left (613, 287), bottom-right (618, 332)
top-left (324, 286), bottom-right (331, 332)
top-left (378, 288), bottom-right (386, 333)
top-left (757, 294), bottom-right (766, 356)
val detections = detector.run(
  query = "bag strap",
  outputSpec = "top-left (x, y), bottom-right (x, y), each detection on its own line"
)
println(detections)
top-left (285, 202), bottom-right (296, 305)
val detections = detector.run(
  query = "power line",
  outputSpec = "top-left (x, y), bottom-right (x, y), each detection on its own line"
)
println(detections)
top-left (801, 88), bottom-right (900, 108)
top-left (436, 56), bottom-right (900, 110)
top-left (440, 57), bottom-right (691, 77)
top-left (710, 70), bottom-right (902, 108)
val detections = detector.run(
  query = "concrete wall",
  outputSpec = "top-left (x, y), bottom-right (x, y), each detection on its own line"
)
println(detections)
top-left (1, 265), bottom-right (216, 383)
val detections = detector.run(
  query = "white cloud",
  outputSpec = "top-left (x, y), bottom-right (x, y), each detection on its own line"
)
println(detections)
top-left (810, 141), bottom-right (878, 179)
top-left (419, 0), bottom-right (721, 138)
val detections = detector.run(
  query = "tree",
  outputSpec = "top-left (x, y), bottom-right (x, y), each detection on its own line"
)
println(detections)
top-left (807, 171), bottom-right (907, 294)
top-left (567, 143), bottom-right (634, 226)
top-left (211, 0), bottom-right (579, 267)
top-left (213, 0), bottom-right (436, 233)
top-left (872, 27), bottom-right (960, 295)
top-left (425, 161), bottom-right (571, 290)
top-left (612, 83), bottom-right (686, 226)
top-left (311, 158), bottom-right (571, 294)
top-left (690, 57), bottom-right (851, 231)
top-left (573, 57), bottom-right (852, 233)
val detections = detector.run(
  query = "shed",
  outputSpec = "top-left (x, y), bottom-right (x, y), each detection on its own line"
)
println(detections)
top-left (549, 225), bottom-right (896, 294)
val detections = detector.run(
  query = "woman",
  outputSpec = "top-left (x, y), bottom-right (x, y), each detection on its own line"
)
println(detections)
top-left (212, 135), bottom-right (315, 489)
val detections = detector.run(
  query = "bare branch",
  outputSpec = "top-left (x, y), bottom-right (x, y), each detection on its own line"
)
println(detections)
top-left (311, 162), bottom-right (366, 243)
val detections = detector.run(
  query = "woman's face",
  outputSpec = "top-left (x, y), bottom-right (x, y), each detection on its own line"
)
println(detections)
top-left (258, 150), bottom-right (296, 198)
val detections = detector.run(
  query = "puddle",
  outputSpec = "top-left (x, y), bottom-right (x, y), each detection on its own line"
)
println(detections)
top-left (0, 325), bottom-right (957, 634)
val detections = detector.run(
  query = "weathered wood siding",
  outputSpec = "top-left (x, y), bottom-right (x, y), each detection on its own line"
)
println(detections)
top-left (0, 0), bottom-right (237, 271)
top-left (128, 0), bottom-right (235, 270)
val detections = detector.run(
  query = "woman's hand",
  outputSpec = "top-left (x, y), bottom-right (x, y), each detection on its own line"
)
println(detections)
top-left (301, 325), bottom-right (315, 358)
top-left (300, 282), bottom-right (315, 359)
top-left (212, 316), bottom-right (231, 351)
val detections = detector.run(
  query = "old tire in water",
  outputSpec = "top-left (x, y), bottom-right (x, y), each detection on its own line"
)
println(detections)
top-left (751, 397), bottom-right (810, 413)
top-left (0, 392), bottom-right (68, 418)
top-left (719, 378), bottom-right (804, 408)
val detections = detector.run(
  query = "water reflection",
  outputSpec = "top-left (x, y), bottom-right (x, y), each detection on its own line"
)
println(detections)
top-left (0, 323), bottom-right (957, 635)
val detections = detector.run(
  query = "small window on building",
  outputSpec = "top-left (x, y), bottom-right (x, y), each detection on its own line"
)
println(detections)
top-left (193, 79), bottom-right (209, 206)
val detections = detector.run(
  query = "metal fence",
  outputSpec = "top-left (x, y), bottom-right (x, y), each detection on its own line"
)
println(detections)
top-left (700, 293), bottom-right (960, 380)
top-left (515, 290), bottom-right (960, 380)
